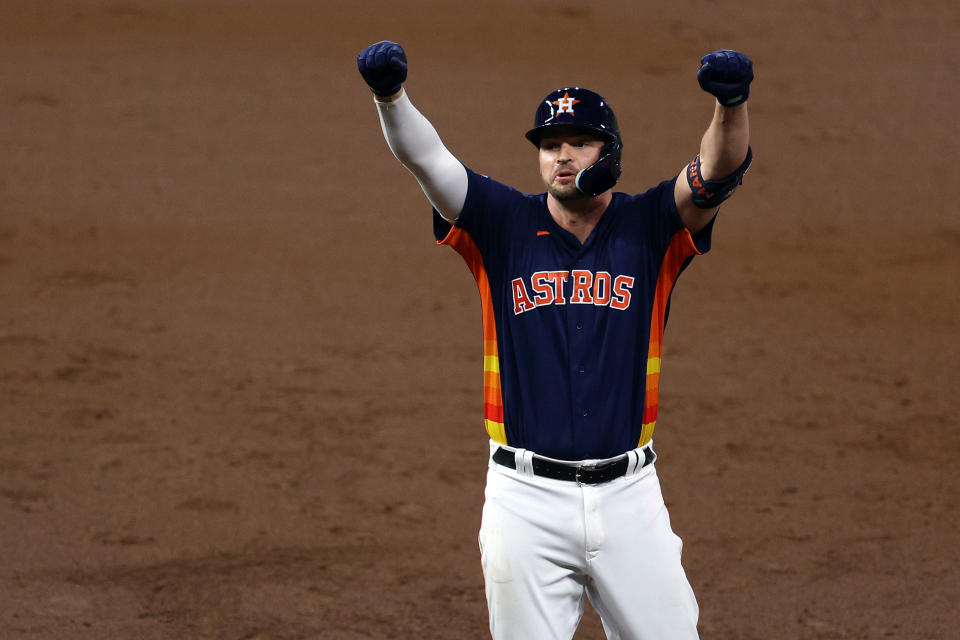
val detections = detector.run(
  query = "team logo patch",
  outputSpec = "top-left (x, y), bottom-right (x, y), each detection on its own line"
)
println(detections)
top-left (552, 91), bottom-right (581, 115)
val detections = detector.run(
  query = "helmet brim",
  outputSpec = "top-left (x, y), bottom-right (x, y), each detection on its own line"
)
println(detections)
top-left (525, 123), bottom-right (619, 148)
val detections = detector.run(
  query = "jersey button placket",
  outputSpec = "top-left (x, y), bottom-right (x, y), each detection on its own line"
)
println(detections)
top-left (566, 263), bottom-right (591, 436)
top-left (569, 309), bottom-right (590, 428)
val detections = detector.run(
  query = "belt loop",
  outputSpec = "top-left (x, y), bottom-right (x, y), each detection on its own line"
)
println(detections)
top-left (625, 450), bottom-right (641, 477)
top-left (624, 444), bottom-right (656, 478)
top-left (514, 448), bottom-right (535, 477)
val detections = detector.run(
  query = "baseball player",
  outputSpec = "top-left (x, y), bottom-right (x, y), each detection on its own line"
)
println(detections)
top-left (358, 40), bottom-right (753, 640)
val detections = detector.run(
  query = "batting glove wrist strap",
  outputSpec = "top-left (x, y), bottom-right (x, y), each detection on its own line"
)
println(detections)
top-left (686, 146), bottom-right (753, 209)
top-left (357, 40), bottom-right (408, 97)
top-left (697, 49), bottom-right (753, 107)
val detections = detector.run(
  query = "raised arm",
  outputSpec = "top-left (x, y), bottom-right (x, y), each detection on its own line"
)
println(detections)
top-left (674, 50), bottom-right (754, 234)
top-left (358, 41), bottom-right (468, 222)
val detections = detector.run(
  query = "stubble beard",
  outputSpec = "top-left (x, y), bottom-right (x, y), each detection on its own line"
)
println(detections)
top-left (546, 179), bottom-right (586, 202)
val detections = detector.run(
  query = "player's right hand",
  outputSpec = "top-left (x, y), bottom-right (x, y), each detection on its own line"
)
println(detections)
top-left (357, 41), bottom-right (408, 97)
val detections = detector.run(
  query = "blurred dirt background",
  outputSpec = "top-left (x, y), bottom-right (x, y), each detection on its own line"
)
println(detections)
top-left (1, 1), bottom-right (957, 638)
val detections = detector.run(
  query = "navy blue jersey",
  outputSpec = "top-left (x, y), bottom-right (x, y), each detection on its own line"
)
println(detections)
top-left (434, 168), bottom-right (713, 460)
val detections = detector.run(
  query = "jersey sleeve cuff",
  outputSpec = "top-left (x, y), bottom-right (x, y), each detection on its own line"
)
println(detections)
top-left (433, 208), bottom-right (455, 244)
top-left (690, 215), bottom-right (716, 255)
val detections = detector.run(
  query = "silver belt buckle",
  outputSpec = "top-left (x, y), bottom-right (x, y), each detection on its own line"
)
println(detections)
top-left (575, 463), bottom-right (598, 486)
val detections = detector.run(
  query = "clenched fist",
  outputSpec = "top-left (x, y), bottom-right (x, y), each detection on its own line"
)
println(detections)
top-left (697, 50), bottom-right (753, 107)
top-left (357, 40), bottom-right (408, 97)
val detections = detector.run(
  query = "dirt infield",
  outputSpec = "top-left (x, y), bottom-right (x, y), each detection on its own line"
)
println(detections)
top-left (1, 1), bottom-right (957, 638)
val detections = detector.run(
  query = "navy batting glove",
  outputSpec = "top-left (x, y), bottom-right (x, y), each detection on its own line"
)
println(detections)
top-left (697, 50), bottom-right (753, 106)
top-left (357, 40), bottom-right (408, 97)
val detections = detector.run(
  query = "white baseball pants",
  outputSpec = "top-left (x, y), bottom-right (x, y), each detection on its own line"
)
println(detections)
top-left (479, 440), bottom-right (699, 640)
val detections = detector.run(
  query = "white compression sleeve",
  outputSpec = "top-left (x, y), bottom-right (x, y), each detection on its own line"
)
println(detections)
top-left (375, 90), bottom-right (468, 222)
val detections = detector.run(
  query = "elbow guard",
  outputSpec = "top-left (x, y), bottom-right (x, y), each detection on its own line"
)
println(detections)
top-left (686, 146), bottom-right (753, 209)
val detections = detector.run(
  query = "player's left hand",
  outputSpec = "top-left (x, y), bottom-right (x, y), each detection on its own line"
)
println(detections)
top-left (697, 50), bottom-right (753, 107)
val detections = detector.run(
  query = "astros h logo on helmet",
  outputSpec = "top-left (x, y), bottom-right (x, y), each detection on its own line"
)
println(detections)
top-left (552, 91), bottom-right (580, 115)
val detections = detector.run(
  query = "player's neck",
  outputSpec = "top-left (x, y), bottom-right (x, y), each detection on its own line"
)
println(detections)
top-left (547, 191), bottom-right (612, 244)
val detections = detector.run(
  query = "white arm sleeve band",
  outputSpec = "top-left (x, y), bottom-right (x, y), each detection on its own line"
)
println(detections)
top-left (375, 91), bottom-right (468, 222)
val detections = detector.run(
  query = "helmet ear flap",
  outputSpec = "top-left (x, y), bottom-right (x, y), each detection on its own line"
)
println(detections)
top-left (574, 140), bottom-right (622, 197)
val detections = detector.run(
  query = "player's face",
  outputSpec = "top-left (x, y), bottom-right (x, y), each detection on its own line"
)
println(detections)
top-left (538, 128), bottom-right (606, 200)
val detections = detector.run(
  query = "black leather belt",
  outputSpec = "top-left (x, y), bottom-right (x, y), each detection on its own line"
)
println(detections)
top-left (492, 446), bottom-right (655, 485)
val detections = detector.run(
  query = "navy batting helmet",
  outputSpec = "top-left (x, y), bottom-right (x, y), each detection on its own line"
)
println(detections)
top-left (525, 87), bottom-right (622, 197)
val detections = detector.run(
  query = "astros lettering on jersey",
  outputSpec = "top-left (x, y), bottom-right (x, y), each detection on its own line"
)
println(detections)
top-left (511, 270), bottom-right (635, 314)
